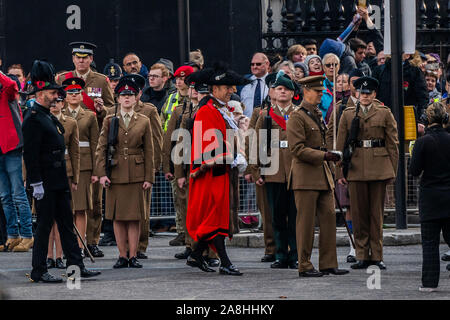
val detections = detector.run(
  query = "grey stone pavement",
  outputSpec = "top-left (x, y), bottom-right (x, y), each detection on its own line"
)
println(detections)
top-left (0, 230), bottom-right (449, 300)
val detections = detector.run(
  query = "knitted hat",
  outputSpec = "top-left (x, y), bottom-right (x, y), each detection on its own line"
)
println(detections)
top-left (294, 62), bottom-right (308, 77)
top-left (319, 39), bottom-right (346, 59)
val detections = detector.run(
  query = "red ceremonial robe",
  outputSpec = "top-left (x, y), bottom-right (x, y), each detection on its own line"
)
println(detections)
top-left (187, 98), bottom-right (233, 242)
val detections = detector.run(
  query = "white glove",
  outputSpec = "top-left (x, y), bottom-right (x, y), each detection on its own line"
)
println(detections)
top-left (31, 182), bottom-right (45, 200)
top-left (232, 153), bottom-right (248, 174)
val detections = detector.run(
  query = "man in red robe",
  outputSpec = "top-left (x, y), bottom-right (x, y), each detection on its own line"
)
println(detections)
top-left (185, 63), bottom-right (250, 276)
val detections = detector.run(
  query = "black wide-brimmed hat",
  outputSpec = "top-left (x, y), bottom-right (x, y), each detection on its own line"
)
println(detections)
top-left (29, 60), bottom-right (62, 94)
top-left (186, 62), bottom-right (251, 86)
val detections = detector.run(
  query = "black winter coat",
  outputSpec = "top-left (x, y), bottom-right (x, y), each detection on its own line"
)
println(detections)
top-left (409, 125), bottom-right (450, 222)
top-left (372, 59), bottom-right (428, 118)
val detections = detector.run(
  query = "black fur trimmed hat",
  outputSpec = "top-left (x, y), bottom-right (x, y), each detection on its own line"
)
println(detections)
top-left (29, 60), bottom-right (62, 94)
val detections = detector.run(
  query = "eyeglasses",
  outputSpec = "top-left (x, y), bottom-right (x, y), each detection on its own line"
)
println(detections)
top-left (124, 60), bottom-right (139, 67)
top-left (251, 62), bottom-right (262, 67)
top-left (148, 74), bottom-right (161, 79)
top-left (324, 63), bottom-right (338, 68)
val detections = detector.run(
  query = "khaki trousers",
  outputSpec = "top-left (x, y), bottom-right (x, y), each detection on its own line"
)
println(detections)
top-left (256, 184), bottom-right (276, 255)
top-left (138, 188), bottom-right (151, 252)
top-left (348, 181), bottom-right (387, 261)
top-left (294, 189), bottom-right (338, 272)
top-left (86, 182), bottom-right (103, 245)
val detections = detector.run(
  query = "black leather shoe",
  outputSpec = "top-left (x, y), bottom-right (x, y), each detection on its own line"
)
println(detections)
top-left (129, 257), bottom-right (143, 268)
top-left (320, 268), bottom-right (349, 275)
top-left (55, 258), bottom-right (66, 269)
top-left (446, 263), bottom-right (450, 271)
top-left (346, 255), bottom-right (357, 263)
top-left (98, 236), bottom-right (116, 246)
top-left (79, 266), bottom-right (101, 278)
top-left (371, 261), bottom-right (386, 270)
top-left (86, 245), bottom-right (104, 258)
top-left (442, 253), bottom-right (450, 262)
top-left (175, 248), bottom-right (192, 259)
top-left (137, 251), bottom-right (148, 259)
top-left (32, 272), bottom-right (63, 283)
top-left (205, 257), bottom-right (220, 268)
top-left (289, 261), bottom-right (298, 269)
top-left (351, 260), bottom-right (371, 269)
top-left (46, 258), bottom-right (56, 269)
top-left (219, 264), bottom-right (243, 276)
top-left (186, 255), bottom-right (215, 272)
top-left (113, 257), bottom-right (129, 269)
top-left (299, 269), bottom-right (323, 277)
top-left (261, 254), bottom-right (276, 262)
top-left (270, 260), bottom-right (288, 269)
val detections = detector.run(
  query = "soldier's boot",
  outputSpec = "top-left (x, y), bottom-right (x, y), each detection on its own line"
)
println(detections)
top-left (12, 237), bottom-right (34, 252)
top-left (4, 238), bottom-right (22, 252)
top-left (169, 233), bottom-right (185, 246)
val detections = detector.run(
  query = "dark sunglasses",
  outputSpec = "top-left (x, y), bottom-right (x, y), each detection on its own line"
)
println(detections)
top-left (324, 63), bottom-right (338, 68)
top-left (251, 62), bottom-right (262, 67)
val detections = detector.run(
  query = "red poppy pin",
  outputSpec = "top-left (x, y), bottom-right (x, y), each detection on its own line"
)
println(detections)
top-left (403, 81), bottom-right (409, 90)
top-left (36, 81), bottom-right (46, 89)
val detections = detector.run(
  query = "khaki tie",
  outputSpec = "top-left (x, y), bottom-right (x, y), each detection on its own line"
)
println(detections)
top-left (124, 114), bottom-right (131, 128)
top-left (71, 110), bottom-right (77, 118)
top-left (363, 107), bottom-right (369, 115)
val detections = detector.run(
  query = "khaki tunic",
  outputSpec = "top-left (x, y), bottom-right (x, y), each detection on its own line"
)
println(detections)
top-left (286, 100), bottom-right (337, 272)
top-left (336, 100), bottom-right (399, 262)
top-left (251, 105), bottom-right (295, 183)
top-left (63, 107), bottom-right (99, 211)
top-left (59, 114), bottom-right (80, 184)
top-left (96, 113), bottom-right (154, 221)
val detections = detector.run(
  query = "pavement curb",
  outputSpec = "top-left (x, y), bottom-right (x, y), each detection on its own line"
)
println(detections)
top-left (227, 228), bottom-right (446, 248)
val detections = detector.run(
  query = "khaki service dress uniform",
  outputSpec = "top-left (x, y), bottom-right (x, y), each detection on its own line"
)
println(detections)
top-left (64, 106), bottom-right (99, 212)
top-left (246, 106), bottom-right (276, 258)
top-left (336, 99), bottom-right (399, 262)
top-left (96, 111), bottom-right (154, 222)
top-left (287, 100), bottom-right (338, 273)
top-left (57, 114), bottom-right (80, 191)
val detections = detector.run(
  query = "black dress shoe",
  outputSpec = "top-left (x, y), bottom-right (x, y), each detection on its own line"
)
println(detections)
top-left (46, 258), bottom-right (56, 269)
top-left (175, 248), bottom-right (192, 259)
top-left (113, 257), bottom-right (129, 269)
top-left (442, 253), bottom-right (450, 262)
top-left (299, 269), bottom-right (323, 277)
top-left (219, 264), bottom-right (243, 276)
top-left (55, 258), bottom-right (66, 269)
top-left (320, 268), bottom-right (350, 275)
top-left (289, 261), bottom-right (298, 269)
top-left (351, 260), bottom-right (371, 269)
top-left (446, 263), bottom-right (450, 271)
top-left (86, 245), bottom-right (104, 258)
top-left (98, 236), bottom-right (116, 246)
top-left (129, 257), bottom-right (143, 268)
top-left (371, 261), bottom-right (386, 270)
top-left (137, 251), bottom-right (148, 259)
top-left (205, 257), bottom-right (220, 268)
top-left (346, 255), bottom-right (357, 263)
top-left (32, 272), bottom-right (63, 283)
top-left (79, 266), bottom-right (101, 278)
top-left (186, 255), bottom-right (215, 272)
top-left (270, 260), bottom-right (288, 269)
top-left (260, 254), bottom-right (276, 263)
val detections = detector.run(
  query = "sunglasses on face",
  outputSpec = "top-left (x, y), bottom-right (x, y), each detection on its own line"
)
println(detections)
top-left (251, 62), bottom-right (262, 67)
top-left (324, 63), bottom-right (338, 68)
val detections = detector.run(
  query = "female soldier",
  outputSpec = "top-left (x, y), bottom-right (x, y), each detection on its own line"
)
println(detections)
top-left (62, 77), bottom-right (99, 258)
top-left (96, 77), bottom-right (154, 268)
top-left (47, 89), bottom-right (80, 268)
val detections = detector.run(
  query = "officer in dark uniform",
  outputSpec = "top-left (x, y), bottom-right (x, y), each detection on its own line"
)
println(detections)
top-left (23, 60), bottom-right (101, 283)
top-left (103, 59), bottom-right (123, 93)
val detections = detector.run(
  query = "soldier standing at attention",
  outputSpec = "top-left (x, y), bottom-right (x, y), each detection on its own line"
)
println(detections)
top-left (62, 77), bottom-right (99, 258)
top-left (336, 76), bottom-right (399, 270)
top-left (57, 42), bottom-right (115, 258)
top-left (287, 75), bottom-right (349, 277)
top-left (47, 89), bottom-right (80, 269)
top-left (23, 60), bottom-right (100, 283)
top-left (253, 73), bottom-right (298, 270)
top-left (96, 77), bottom-right (154, 269)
